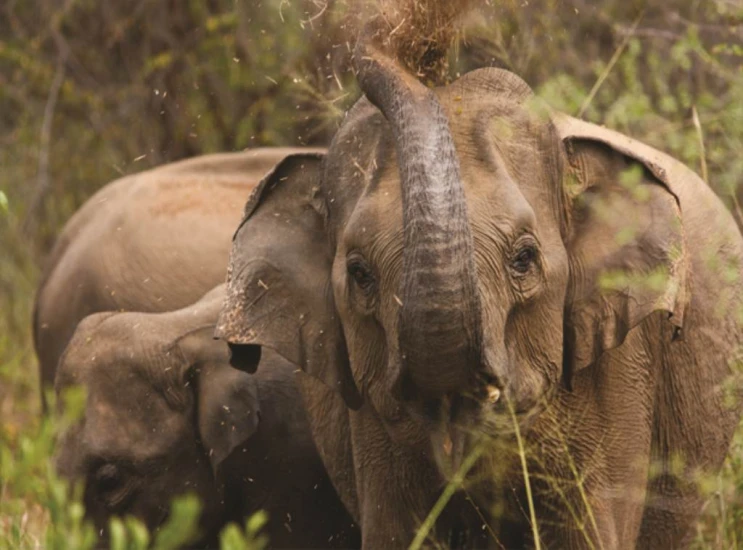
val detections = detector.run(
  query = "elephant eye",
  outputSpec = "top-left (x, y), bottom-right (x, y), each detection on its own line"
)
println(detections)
top-left (510, 244), bottom-right (538, 275)
top-left (93, 462), bottom-right (132, 509)
top-left (347, 256), bottom-right (375, 293)
top-left (95, 463), bottom-right (122, 493)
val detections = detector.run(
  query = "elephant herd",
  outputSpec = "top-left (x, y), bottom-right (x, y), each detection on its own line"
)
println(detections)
top-left (33, 19), bottom-right (743, 550)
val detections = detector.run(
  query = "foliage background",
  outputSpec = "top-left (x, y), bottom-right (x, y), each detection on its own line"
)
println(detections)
top-left (0, 0), bottom-right (741, 546)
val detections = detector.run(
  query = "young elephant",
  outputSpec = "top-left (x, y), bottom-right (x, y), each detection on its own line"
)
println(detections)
top-left (216, 19), bottom-right (743, 550)
top-left (55, 285), bottom-right (359, 549)
top-left (34, 147), bottom-right (321, 392)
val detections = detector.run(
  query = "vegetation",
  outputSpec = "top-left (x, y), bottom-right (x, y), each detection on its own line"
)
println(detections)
top-left (1, 0), bottom-right (741, 547)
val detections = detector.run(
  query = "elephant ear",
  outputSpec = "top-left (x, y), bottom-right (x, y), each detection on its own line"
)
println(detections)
top-left (176, 329), bottom-right (261, 472)
top-left (554, 114), bottom-right (690, 381)
top-left (195, 361), bottom-right (260, 472)
top-left (216, 153), bottom-right (362, 410)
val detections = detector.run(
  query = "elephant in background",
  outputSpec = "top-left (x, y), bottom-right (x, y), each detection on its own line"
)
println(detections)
top-left (55, 285), bottom-right (360, 549)
top-left (216, 24), bottom-right (743, 549)
top-left (33, 147), bottom-right (321, 392)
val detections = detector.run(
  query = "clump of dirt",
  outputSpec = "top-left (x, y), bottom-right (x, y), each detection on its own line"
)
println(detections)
top-left (355, 0), bottom-right (478, 84)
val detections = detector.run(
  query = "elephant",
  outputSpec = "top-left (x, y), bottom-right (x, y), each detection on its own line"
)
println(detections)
top-left (55, 284), bottom-right (360, 549)
top-left (216, 23), bottom-right (743, 550)
top-left (33, 147), bottom-right (321, 394)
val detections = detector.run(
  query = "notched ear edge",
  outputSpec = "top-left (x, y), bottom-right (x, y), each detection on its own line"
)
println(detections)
top-left (217, 152), bottom-right (363, 411)
top-left (557, 112), bottom-right (690, 324)
top-left (556, 114), bottom-right (691, 380)
top-left (227, 342), bottom-right (261, 374)
top-left (554, 112), bottom-right (684, 203)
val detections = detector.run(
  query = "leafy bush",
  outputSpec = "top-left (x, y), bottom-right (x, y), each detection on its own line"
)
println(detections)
top-left (0, 390), bottom-right (268, 550)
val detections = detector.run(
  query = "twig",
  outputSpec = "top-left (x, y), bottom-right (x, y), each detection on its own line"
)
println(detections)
top-left (691, 105), bottom-right (708, 184)
top-left (509, 400), bottom-right (542, 550)
top-left (462, 489), bottom-right (505, 549)
top-left (22, 39), bottom-right (69, 235)
top-left (578, 11), bottom-right (644, 118)
top-left (730, 194), bottom-right (743, 234)
top-left (718, 479), bottom-right (727, 548)
top-left (278, 0), bottom-right (289, 22)
top-left (408, 443), bottom-right (485, 550)
top-left (615, 27), bottom-right (681, 41)
top-left (300, 0), bottom-right (328, 29)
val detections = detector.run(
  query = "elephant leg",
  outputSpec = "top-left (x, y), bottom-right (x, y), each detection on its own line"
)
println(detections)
top-left (637, 474), bottom-right (706, 549)
top-left (348, 405), bottom-right (444, 549)
top-left (531, 470), bottom-right (650, 550)
top-left (638, 319), bottom-right (741, 549)
top-left (531, 332), bottom-right (656, 550)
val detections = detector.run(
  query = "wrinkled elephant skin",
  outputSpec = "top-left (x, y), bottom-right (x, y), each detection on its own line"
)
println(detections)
top-left (218, 67), bottom-right (743, 549)
top-left (55, 285), bottom-right (359, 549)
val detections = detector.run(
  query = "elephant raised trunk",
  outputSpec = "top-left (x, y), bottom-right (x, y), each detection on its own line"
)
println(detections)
top-left (353, 17), bottom-right (482, 398)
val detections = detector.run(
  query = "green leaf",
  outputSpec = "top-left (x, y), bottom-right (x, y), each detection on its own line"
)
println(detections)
top-left (219, 524), bottom-right (244, 550)
top-left (152, 494), bottom-right (202, 550)
top-left (245, 510), bottom-right (268, 537)
top-left (125, 516), bottom-right (151, 549)
top-left (109, 518), bottom-right (127, 550)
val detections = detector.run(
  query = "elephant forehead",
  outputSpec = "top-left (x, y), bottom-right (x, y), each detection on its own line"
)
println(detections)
top-left (341, 142), bottom-right (538, 248)
top-left (82, 381), bottom-right (189, 462)
top-left (337, 107), bottom-right (556, 212)
top-left (328, 80), bottom-right (565, 247)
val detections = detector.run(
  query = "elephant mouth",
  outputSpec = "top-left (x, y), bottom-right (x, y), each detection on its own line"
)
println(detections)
top-left (430, 385), bottom-right (554, 481)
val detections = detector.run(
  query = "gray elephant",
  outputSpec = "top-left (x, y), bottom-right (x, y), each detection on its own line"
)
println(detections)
top-left (34, 147), bottom-right (320, 392)
top-left (55, 285), bottom-right (360, 549)
top-left (216, 24), bottom-right (743, 550)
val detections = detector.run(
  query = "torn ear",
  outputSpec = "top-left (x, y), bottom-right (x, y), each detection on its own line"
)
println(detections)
top-left (176, 329), bottom-right (261, 472)
top-left (555, 114), bottom-right (690, 384)
top-left (216, 153), bottom-right (362, 410)
top-left (226, 343), bottom-right (261, 374)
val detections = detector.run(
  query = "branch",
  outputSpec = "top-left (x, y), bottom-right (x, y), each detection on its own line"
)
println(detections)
top-left (22, 29), bottom-right (69, 236)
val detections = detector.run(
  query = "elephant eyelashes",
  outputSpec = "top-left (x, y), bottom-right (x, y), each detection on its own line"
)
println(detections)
top-left (95, 463), bottom-right (121, 490)
top-left (508, 238), bottom-right (542, 297)
top-left (93, 463), bottom-right (131, 509)
top-left (347, 255), bottom-right (376, 294)
top-left (511, 245), bottom-right (537, 275)
top-left (510, 239), bottom-right (539, 277)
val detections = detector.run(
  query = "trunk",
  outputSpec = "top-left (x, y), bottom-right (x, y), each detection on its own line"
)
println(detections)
top-left (353, 17), bottom-right (482, 397)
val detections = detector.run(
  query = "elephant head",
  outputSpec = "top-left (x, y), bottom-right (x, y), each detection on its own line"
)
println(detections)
top-left (54, 285), bottom-right (259, 544)
top-left (216, 31), bottom-right (688, 481)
